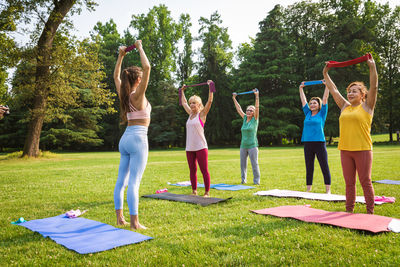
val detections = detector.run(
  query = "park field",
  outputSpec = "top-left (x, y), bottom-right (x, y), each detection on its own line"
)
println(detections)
top-left (1, 146), bottom-right (400, 266)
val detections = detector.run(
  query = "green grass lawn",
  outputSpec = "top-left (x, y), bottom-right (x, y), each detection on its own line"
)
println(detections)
top-left (372, 133), bottom-right (399, 142)
top-left (331, 133), bottom-right (399, 144)
top-left (1, 146), bottom-right (400, 266)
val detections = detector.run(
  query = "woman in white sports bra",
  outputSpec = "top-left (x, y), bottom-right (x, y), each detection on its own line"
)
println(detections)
top-left (180, 81), bottom-right (214, 197)
top-left (113, 40), bottom-right (151, 230)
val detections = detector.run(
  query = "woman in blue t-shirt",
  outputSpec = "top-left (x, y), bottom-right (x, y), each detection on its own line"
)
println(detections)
top-left (299, 81), bottom-right (331, 193)
top-left (232, 89), bottom-right (260, 185)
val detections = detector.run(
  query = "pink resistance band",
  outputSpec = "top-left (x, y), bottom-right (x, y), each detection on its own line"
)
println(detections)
top-left (327, 53), bottom-right (372, 68)
top-left (179, 81), bottom-right (216, 105)
top-left (125, 44), bottom-right (136, 52)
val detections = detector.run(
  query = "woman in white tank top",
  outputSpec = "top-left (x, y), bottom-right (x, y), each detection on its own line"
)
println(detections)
top-left (180, 81), bottom-right (214, 197)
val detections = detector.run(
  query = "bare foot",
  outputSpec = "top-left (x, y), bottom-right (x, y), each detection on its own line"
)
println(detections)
top-left (130, 215), bottom-right (147, 230)
top-left (325, 185), bottom-right (331, 194)
top-left (306, 185), bottom-right (312, 192)
top-left (131, 223), bottom-right (147, 230)
top-left (117, 218), bottom-right (129, 226)
top-left (116, 209), bottom-right (128, 226)
top-left (192, 190), bottom-right (198, 195)
top-left (204, 191), bottom-right (210, 197)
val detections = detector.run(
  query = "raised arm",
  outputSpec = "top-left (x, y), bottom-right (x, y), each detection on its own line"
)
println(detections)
top-left (322, 81), bottom-right (329, 105)
top-left (113, 46), bottom-right (127, 96)
top-left (299, 82), bottom-right (307, 107)
top-left (200, 80), bottom-right (214, 119)
top-left (365, 54), bottom-right (378, 113)
top-left (180, 86), bottom-right (191, 115)
top-left (0, 105), bottom-right (8, 120)
top-left (132, 40), bottom-right (151, 98)
top-left (232, 93), bottom-right (245, 119)
top-left (254, 89), bottom-right (259, 120)
top-left (323, 63), bottom-right (349, 110)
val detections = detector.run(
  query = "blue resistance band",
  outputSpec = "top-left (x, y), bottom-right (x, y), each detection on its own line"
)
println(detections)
top-left (303, 80), bottom-right (324, 86)
top-left (233, 89), bottom-right (259, 95)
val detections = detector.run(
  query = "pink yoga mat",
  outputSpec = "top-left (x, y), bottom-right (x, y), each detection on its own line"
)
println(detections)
top-left (252, 205), bottom-right (393, 233)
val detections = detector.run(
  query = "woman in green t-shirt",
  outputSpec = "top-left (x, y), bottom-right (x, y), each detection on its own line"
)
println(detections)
top-left (232, 89), bottom-right (260, 184)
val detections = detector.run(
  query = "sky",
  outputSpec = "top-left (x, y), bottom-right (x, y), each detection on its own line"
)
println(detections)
top-left (68, 0), bottom-right (398, 49)
top-left (69, 0), bottom-right (302, 49)
top-left (7, 0), bottom-right (398, 81)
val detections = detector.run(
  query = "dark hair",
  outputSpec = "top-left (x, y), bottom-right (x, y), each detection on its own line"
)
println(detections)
top-left (119, 66), bottom-right (143, 123)
top-left (309, 97), bottom-right (322, 111)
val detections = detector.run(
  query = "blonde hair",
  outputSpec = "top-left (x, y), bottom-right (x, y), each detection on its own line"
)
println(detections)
top-left (309, 97), bottom-right (322, 111)
top-left (346, 81), bottom-right (368, 102)
top-left (188, 95), bottom-right (204, 111)
top-left (246, 105), bottom-right (256, 111)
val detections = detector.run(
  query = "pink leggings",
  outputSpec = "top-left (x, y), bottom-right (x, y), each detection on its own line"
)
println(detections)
top-left (186, 148), bottom-right (211, 192)
top-left (340, 150), bottom-right (375, 214)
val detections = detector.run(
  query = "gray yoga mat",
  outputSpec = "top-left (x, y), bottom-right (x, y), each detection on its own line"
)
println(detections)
top-left (142, 192), bottom-right (232, 206)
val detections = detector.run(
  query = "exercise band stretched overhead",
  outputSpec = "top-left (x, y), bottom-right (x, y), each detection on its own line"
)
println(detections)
top-left (179, 81), bottom-right (216, 105)
top-left (125, 44), bottom-right (136, 52)
top-left (326, 53), bottom-right (372, 68)
top-left (303, 80), bottom-right (324, 86)
top-left (233, 89), bottom-right (259, 95)
top-left (116, 44), bottom-right (136, 54)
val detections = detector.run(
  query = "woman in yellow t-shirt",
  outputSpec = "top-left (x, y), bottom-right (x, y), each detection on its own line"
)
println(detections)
top-left (322, 54), bottom-right (378, 214)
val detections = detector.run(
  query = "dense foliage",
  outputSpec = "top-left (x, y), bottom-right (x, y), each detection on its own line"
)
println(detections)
top-left (0, 0), bottom-right (399, 151)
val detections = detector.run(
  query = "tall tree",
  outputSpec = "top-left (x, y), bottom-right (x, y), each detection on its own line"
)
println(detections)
top-left (128, 4), bottom-right (185, 147)
top-left (284, 1), bottom-right (327, 143)
top-left (0, 1), bottom-right (22, 103)
top-left (317, 0), bottom-right (386, 137)
top-left (197, 11), bottom-right (235, 144)
top-left (11, 0), bottom-right (96, 157)
top-left (176, 14), bottom-right (194, 84)
top-left (235, 5), bottom-right (300, 145)
top-left (2, 35), bottom-right (114, 151)
top-left (129, 4), bottom-right (182, 103)
top-left (90, 19), bottom-right (122, 149)
top-left (375, 5), bottom-right (400, 141)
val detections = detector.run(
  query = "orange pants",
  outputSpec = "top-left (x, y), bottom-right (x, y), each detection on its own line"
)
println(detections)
top-left (340, 150), bottom-right (375, 214)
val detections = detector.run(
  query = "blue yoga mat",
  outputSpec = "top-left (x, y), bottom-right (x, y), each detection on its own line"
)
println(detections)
top-left (169, 182), bottom-right (255, 191)
top-left (373, 180), bottom-right (400, 185)
top-left (17, 214), bottom-right (152, 254)
top-left (211, 183), bottom-right (256, 191)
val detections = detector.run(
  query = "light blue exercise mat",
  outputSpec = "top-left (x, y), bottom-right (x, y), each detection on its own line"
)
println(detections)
top-left (169, 181), bottom-right (255, 191)
top-left (16, 214), bottom-right (152, 254)
top-left (373, 180), bottom-right (400, 185)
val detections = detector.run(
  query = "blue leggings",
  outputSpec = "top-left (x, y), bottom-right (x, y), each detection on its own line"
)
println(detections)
top-left (114, 126), bottom-right (148, 215)
top-left (304, 142), bottom-right (331, 186)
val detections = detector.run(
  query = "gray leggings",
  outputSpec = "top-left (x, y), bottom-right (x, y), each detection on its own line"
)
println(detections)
top-left (240, 147), bottom-right (261, 184)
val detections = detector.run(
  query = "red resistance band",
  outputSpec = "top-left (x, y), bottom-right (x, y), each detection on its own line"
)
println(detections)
top-left (327, 53), bottom-right (372, 68)
top-left (179, 82), bottom-right (216, 105)
top-left (125, 44), bottom-right (136, 53)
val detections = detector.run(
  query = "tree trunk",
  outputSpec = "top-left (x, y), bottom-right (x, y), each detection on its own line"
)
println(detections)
top-left (22, 0), bottom-right (75, 157)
